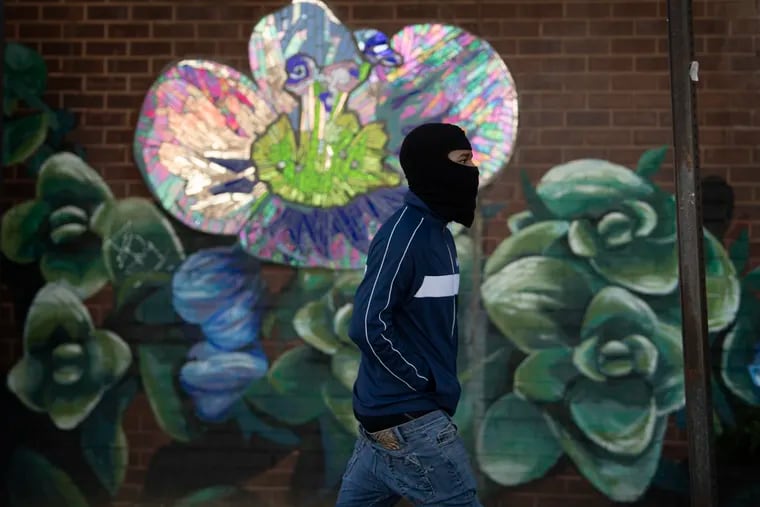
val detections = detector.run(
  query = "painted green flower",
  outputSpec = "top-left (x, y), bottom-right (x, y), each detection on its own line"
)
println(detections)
top-left (496, 153), bottom-right (739, 334)
top-left (1, 153), bottom-right (113, 298)
top-left (511, 157), bottom-right (679, 296)
top-left (7, 283), bottom-right (132, 430)
top-left (479, 256), bottom-right (683, 502)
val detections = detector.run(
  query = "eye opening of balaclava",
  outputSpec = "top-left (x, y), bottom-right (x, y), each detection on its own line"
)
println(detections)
top-left (399, 123), bottom-right (480, 228)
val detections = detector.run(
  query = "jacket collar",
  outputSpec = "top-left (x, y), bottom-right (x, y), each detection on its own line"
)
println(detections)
top-left (404, 190), bottom-right (447, 225)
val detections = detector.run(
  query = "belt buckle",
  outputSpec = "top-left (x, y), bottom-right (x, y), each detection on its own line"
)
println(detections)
top-left (369, 428), bottom-right (402, 450)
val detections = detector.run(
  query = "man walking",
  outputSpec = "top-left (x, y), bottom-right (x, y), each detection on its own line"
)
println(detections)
top-left (336, 123), bottom-right (483, 506)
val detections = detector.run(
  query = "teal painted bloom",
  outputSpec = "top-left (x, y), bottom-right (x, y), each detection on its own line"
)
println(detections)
top-left (478, 255), bottom-right (684, 501)
top-left (1, 153), bottom-right (113, 298)
top-left (7, 283), bottom-right (131, 429)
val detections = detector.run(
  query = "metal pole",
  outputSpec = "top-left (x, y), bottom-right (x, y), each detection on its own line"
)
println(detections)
top-left (666, 1), bottom-right (717, 506)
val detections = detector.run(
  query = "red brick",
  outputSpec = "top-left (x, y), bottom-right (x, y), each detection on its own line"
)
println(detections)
top-left (395, 4), bottom-right (439, 20)
top-left (198, 24), bottom-right (242, 39)
top-left (19, 23), bottom-right (62, 39)
top-left (480, 4), bottom-right (518, 18)
top-left (612, 2), bottom-right (658, 18)
top-left (63, 24), bottom-right (106, 38)
top-left (42, 5), bottom-right (85, 20)
top-left (541, 20), bottom-right (587, 37)
top-left (517, 3), bottom-right (563, 18)
top-left (6, 6), bottom-right (40, 21)
top-left (589, 20), bottom-right (633, 36)
top-left (151, 23), bottom-right (195, 39)
top-left (86, 76), bottom-right (128, 93)
top-left (41, 42), bottom-right (83, 56)
top-left (706, 37), bottom-right (755, 53)
top-left (567, 111), bottom-right (610, 127)
top-left (634, 128), bottom-right (673, 145)
top-left (132, 5), bottom-right (173, 21)
top-left (636, 56), bottom-right (668, 71)
top-left (635, 19), bottom-right (668, 36)
top-left (694, 19), bottom-right (730, 35)
top-left (130, 41), bottom-right (172, 56)
top-left (518, 39), bottom-right (562, 55)
top-left (61, 59), bottom-right (105, 74)
top-left (62, 93), bottom-right (105, 109)
top-left (86, 5), bottom-right (129, 20)
top-left (589, 56), bottom-right (634, 72)
top-left (540, 129), bottom-right (585, 145)
top-left (565, 3), bottom-right (610, 18)
top-left (501, 21), bottom-right (540, 37)
top-left (563, 74), bottom-right (611, 91)
top-left (588, 93), bottom-right (634, 109)
top-left (353, 5), bottom-right (389, 20)
top-left (541, 57), bottom-right (586, 73)
top-left (86, 42), bottom-right (128, 56)
top-left (613, 111), bottom-right (659, 126)
top-left (611, 38), bottom-right (657, 54)
top-left (564, 39), bottom-right (610, 54)
top-left (108, 23), bottom-right (151, 39)
top-left (107, 59), bottom-right (150, 74)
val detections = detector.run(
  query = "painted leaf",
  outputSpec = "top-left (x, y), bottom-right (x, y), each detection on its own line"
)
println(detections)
top-left (139, 345), bottom-right (198, 442)
top-left (477, 393), bottom-right (562, 486)
top-left (322, 379), bottom-right (359, 438)
top-left (3, 113), bottom-right (49, 166)
top-left (37, 153), bottom-right (113, 212)
top-left (545, 415), bottom-right (667, 502)
top-left (513, 348), bottom-right (577, 403)
top-left (567, 378), bottom-right (657, 456)
top-left (635, 146), bottom-right (668, 179)
top-left (649, 321), bottom-right (686, 415)
top-left (331, 346), bottom-right (360, 391)
top-left (7, 447), bottom-right (89, 507)
top-left (484, 221), bottom-right (569, 278)
top-left (102, 198), bottom-right (185, 285)
top-left (591, 238), bottom-right (679, 296)
top-left (536, 160), bottom-right (654, 219)
top-left (258, 345), bottom-right (331, 425)
top-left (721, 315), bottom-right (760, 406)
top-left (293, 300), bottom-right (342, 355)
top-left (40, 241), bottom-right (108, 300)
top-left (319, 411), bottom-right (357, 489)
top-left (233, 403), bottom-right (300, 447)
top-left (0, 200), bottom-right (50, 263)
top-left (481, 256), bottom-right (593, 353)
top-left (174, 486), bottom-right (238, 507)
top-left (5, 42), bottom-right (47, 96)
top-left (729, 228), bottom-right (749, 274)
top-left (80, 379), bottom-right (137, 496)
top-left (581, 287), bottom-right (658, 339)
top-left (703, 229), bottom-right (740, 332)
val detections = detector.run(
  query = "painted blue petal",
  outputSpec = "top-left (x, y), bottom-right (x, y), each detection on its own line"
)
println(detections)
top-left (202, 287), bottom-right (263, 350)
top-left (750, 345), bottom-right (760, 388)
top-left (209, 177), bottom-right (256, 195)
top-left (172, 246), bottom-right (263, 326)
top-left (180, 346), bottom-right (268, 422)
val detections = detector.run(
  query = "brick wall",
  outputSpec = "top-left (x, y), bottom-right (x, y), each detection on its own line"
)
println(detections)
top-left (2, 0), bottom-right (759, 506)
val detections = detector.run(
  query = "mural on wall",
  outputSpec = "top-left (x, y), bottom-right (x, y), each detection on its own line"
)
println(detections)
top-left (3, 2), bottom-right (760, 507)
top-left (3, 43), bottom-right (86, 178)
top-left (132, 0), bottom-right (518, 269)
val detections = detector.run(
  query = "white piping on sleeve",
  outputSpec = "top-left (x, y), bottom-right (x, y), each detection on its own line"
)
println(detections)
top-left (363, 207), bottom-right (427, 391)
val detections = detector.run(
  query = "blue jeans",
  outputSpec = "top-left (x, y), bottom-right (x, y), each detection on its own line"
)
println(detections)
top-left (336, 410), bottom-right (483, 506)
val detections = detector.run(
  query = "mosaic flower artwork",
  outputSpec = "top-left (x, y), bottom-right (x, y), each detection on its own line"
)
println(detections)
top-left (134, 0), bottom-right (518, 269)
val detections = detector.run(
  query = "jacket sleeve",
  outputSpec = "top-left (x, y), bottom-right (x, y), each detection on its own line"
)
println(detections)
top-left (348, 214), bottom-right (431, 392)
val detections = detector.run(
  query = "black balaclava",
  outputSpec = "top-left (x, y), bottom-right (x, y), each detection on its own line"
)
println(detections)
top-left (399, 123), bottom-right (480, 227)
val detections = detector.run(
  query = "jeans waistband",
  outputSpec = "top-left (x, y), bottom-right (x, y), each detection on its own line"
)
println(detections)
top-left (360, 409), bottom-right (451, 447)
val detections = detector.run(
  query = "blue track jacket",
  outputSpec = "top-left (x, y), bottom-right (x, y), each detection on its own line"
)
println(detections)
top-left (349, 191), bottom-right (461, 418)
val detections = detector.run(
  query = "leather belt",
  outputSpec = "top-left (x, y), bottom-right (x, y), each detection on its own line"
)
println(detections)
top-left (368, 427), bottom-right (402, 450)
